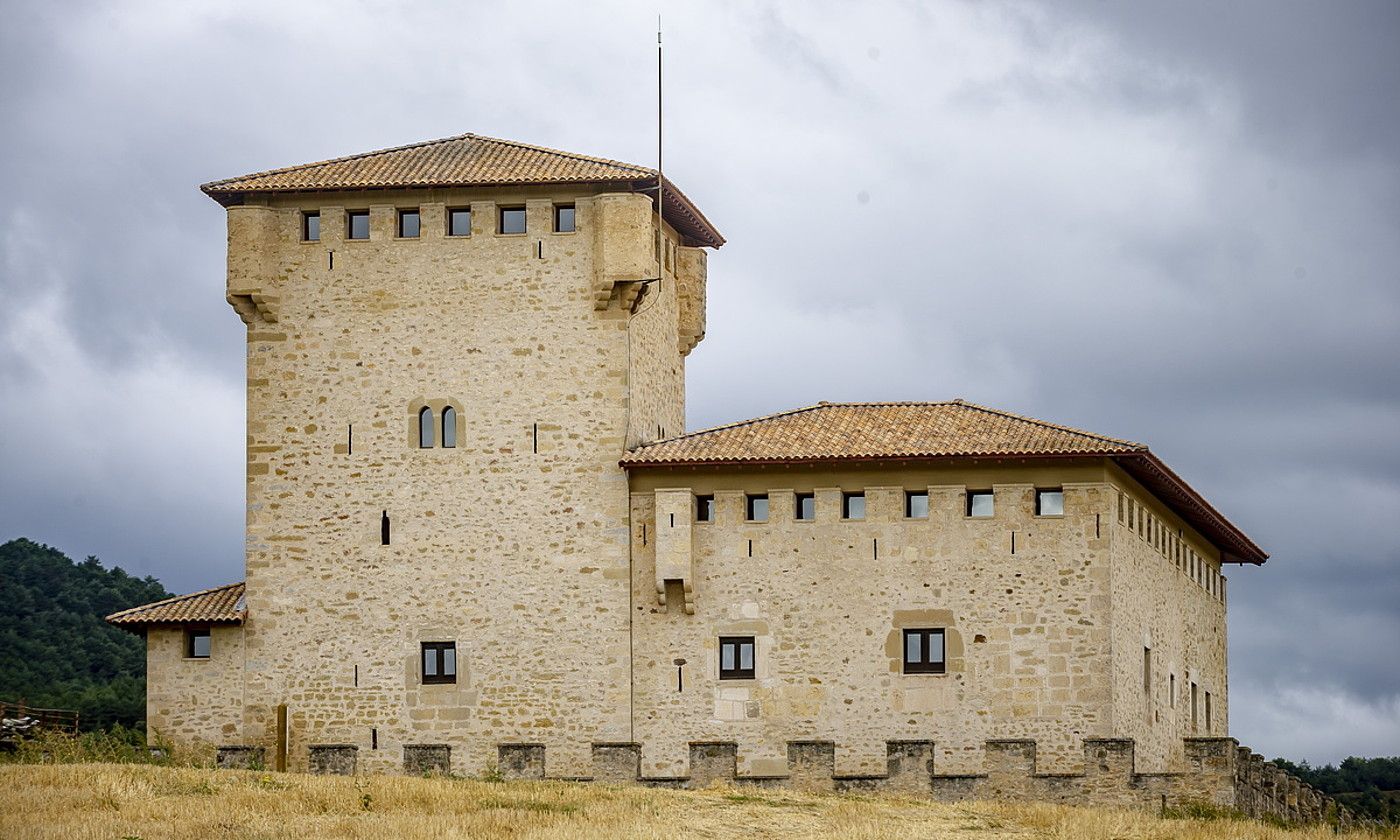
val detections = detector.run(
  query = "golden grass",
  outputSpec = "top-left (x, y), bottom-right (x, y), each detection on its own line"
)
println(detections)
top-left (1, 763), bottom-right (1396, 840)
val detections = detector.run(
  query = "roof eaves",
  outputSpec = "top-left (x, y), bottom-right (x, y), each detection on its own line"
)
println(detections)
top-left (1114, 452), bottom-right (1268, 565)
top-left (104, 581), bottom-right (247, 626)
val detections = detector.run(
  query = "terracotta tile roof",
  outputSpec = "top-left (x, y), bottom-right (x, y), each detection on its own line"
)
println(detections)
top-left (622, 400), bottom-right (1143, 465)
top-left (200, 133), bottom-right (724, 248)
top-left (106, 582), bottom-right (246, 628)
top-left (622, 400), bottom-right (1266, 565)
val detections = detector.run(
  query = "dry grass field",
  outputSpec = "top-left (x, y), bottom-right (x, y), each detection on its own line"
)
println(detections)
top-left (2, 763), bottom-right (1397, 840)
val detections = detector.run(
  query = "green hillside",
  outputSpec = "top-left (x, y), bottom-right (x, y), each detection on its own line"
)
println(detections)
top-left (0, 538), bottom-right (171, 730)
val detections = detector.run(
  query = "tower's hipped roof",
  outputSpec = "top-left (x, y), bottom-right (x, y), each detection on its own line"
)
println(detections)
top-left (201, 133), bottom-right (724, 248)
top-left (622, 400), bottom-right (1267, 565)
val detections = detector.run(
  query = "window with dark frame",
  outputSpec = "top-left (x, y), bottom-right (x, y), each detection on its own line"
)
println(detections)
top-left (421, 641), bottom-right (457, 685)
top-left (1036, 489), bottom-right (1064, 516)
top-left (902, 628), bottom-right (945, 674)
top-left (398, 209), bottom-right (420, 238)
top-left (499, 206), bottom-right (527, 235)
top-left (695, 494), bottom-right (715, 522)
top-left (966, 490), bottom-right (994, 518)
top-left (905, 491), bottom-right (929, 519)
top-left (718, 636), bottom-right (755, 680)
top-left (842, 492), bottom-right (865, 520)
top-left (745, 494), bottom-right (768, 522)
top-left (186, 627), bottom-right (211, 659)
top-left (302, 211), bottom-right (320, 242)
top-left (347, 210), bottom-right (370, 240)
top-left (448, 207), bottom-right (472, 236)
top-left (554, 203), bottom-right (576, 233)
top-left (418, 406), bottom-right (434, 448)
top-left (794, 492), bottom-right (815, 521)
top-left (441, 406), bottom-right (456, 448)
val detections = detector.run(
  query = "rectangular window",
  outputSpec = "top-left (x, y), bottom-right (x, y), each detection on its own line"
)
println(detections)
top-left (186, 627), bottom-right (211, 659)
top-left (553, 203), bottom-right (576, 233)
top-left (795, 492), bottom-right (815, 521)
top-left (499, 206), bottom-right (526, 235)
top-left (448, 207), bottom-right (472, 236)
top-left (302, 211), bottom-right (320, 242)
top-left (421, 642), bottom-right (457, 685)
top-left (1036, 489), bottom-right (1064, 516)
top-left (902, 628), bottom-right (946, 674)
top-left (397, 209), bottom-right (420, 238)
top-left (967, 490), bottom-right (994, 518)
top-left (745, 494), bottom-right (768, 523)
top-left (718, 636), bottom-right (755, 680)
top-left (841, 492), bottom-right (865, 520)
top-left (695, 494), bottom-right (715, 523)
top-left (905, 491), bottom-right (929, 519)
top-left (1205, 691), bottom-right (1212, 731)
top-left (347, 210), bottom-right (370, 240)
top-left (1191, 682), bottom-right (1199, 730)
top-left (1170, 673), bottom-right (1176, 707)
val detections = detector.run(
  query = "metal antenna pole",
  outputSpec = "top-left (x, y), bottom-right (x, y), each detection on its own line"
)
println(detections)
top-left (656, 15), bottom-right (664, 282)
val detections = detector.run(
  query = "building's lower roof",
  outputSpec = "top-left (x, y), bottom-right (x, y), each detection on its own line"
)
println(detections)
top-left (622, 400), bottom-right (1267, 565)
top-left (106, 582), bottom-right (246, 629)
top-left (200, 132), bottom-right (724, 248)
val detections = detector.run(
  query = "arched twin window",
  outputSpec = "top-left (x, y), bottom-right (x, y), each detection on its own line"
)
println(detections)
top-left (418, 405), bottom-right (457, 449)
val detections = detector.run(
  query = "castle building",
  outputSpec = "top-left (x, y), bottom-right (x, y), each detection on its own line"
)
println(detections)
top-left (108, 133), bottom-right (1267, 782)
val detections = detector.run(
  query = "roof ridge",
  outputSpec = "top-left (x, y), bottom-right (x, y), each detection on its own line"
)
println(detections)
top-left (631, 403), bottom-right (836, 449)
top-left (201, 132), bottom-right (653, 193)
top-left (948, 400), bottom-right (1145, 450)
top-left (105, 581), bottom-right (244, 622)
top-left (201, 134), bottom-right (474, 192)
top-left (465, 133), bottom-right (653, 177)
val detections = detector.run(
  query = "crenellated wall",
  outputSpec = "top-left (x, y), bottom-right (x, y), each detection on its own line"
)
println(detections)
top-left (238, 734), bottom-right (1349, 826)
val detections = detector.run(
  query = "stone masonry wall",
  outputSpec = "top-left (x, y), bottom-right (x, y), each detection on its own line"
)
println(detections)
top-left (1106, 463), bottom-right (1229, 771)
top-left (146, 625), bottom-right (244, 749)
top-left (194, 185), bottom-right (696, 776)
top-left (629, 461), bottom-right (1122, 779)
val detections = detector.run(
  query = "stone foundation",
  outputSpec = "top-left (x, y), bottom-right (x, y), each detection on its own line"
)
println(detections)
top-left (308, 744), bottom-right (357, 776)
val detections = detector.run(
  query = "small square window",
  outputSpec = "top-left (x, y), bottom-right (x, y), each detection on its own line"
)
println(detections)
top-left (695, 494), bottom-right (715, 523)
top-left (448, 207), bottom-right (472, 236)
top-left (719, 636), bottom-right (755, 680)
top-left (842, 492), bottom-right (865, 520)
top-left (795, 493), bottom-right (815, 521)
top-left (1036, 489), bottom-right (1064, 516)
top-left (398, 209), bottom-right (420, 238)
top-left (499, 206), bottom-right (526, 235)
top-left (347, 211), bottom-right (370, 240)
top-left (745, 494), bottom-right (768, 522)
top-left (902, 628), bottom-right (945, 674)
top-left (905, 491), bottom-right (929, 519)
top-left (421, 641), bottom-right (457, 685)
top-left (302, 212), bottom-right (320, 242)
top-left (186, 627), bottom-right (211, 659)
top-left (967, 490), bottom-right (994, 518)
top-left (554, 204), bottom-right (576, 233)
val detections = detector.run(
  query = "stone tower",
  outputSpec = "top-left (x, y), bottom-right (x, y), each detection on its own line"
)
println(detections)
top-left (201, 134), bottom-right (722, 774)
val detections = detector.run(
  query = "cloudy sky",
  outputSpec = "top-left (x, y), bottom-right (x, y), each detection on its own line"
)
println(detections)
top-left (2, 0), bottom-right (1397, 765)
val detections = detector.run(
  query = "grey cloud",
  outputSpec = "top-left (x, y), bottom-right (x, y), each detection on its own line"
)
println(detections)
top-left (0, 0), bottom-right (1395, 765)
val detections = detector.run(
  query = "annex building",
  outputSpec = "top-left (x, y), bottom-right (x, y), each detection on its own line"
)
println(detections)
top-left (109, 133), bottom-right (1280, 797)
